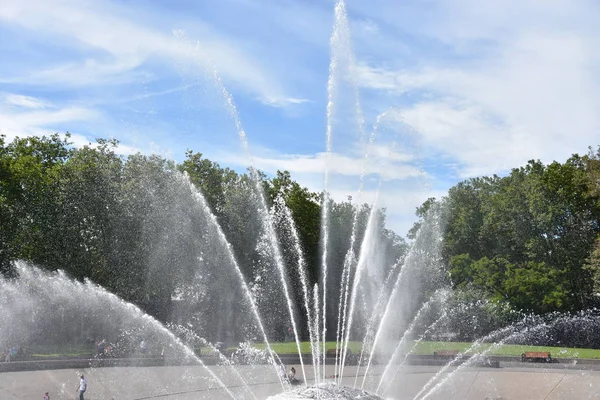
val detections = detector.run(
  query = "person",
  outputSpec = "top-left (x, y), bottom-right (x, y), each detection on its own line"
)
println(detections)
top-left (77, 375), bottom-right (87, 400)
top-left (288, 367), bottom-right (301, 385)
top-left (43, 391), bottom-right (50, 400)
top-left (96, 339), bottom-right (106, 357)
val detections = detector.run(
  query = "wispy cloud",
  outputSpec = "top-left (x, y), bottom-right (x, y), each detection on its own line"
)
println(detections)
top-left (352, 0), bottom-right (600, 178)
top-left (0, 93), bottom-right (140, 157)
top-left (66, 134), bottom-right (140, 156)
top-left (3, 94), bottom-right (50, 109)
top-left (0, 0), bottom-right (309, 108)
top-left (0, 97), bottom-right (100, 140)
top-left (217, 144), bottom-right (423, 182)
top-left (0, 94), bottom-right (100, 154)
top-left (260, 97), bottom-right (312, 108)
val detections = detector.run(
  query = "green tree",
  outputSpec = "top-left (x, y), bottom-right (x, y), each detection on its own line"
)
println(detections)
top-left (408, 197), bottom-right (438, 240)
top-left (442, 179), bottom-right (489, 262)
top-left (0, 134), bottom-right (15, 276)
top-left (55, 139), bottom-right (124, 285)
top-left (532, 157), bottom-right (600, 307)
top-left (179, 151), bottom-right (238, 219)
top-left (1, 134), bottom-right (72, 271)
top-left (583, 237), bottom-right (600, 296)
top-left (441, 155), bottom-right (600, 313)
top-left (503, 261), bottom-right (565, 313)
top-left (585, 146), bottom-right (600, 198)
top-left (267, 170), bottom-right (321, 283)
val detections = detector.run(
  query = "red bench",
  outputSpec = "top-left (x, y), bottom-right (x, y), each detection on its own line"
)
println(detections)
top-left (326, 348), bottom-right (352, 357)
top-left (433, 350), bottom-right (460, 359)
top-left (521, 352), bottom-right (552, 363)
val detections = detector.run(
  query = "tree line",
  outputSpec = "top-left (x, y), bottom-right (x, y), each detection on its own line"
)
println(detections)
top-left (0, 133), bottom-right (406, 342)
top-left (3, 133), bottom-right (599, 344)
top-left (414, 148), bottom-right (600, 316)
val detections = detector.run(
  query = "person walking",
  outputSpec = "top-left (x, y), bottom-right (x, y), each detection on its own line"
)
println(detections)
top-left (76, 375), bottom-right (87, 400)
top-left (42, 392), bottom-right (50, 400)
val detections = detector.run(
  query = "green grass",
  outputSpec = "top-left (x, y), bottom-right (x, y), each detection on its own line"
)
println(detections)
top-left (410, 341), bottom-right (600, 359)
top-left (23, 341), bottom-right (600, 360)
top-left (12, 343), bottom-right (93, 359)
top-left (30, 353), bottom-right (89, 359)
top-left (244, 341), bottom-right (600, 359)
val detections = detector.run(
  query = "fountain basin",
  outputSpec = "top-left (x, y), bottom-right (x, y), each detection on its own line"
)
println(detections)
top-left (267, 383), bottom-right (383, 399)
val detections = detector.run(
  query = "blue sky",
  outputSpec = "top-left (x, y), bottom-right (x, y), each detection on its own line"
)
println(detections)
top-left (1, 0), bottom-right (600, 236)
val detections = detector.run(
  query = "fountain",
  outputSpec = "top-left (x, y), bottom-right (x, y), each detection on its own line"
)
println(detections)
top-left (2, 0), bottom-right (600, 399)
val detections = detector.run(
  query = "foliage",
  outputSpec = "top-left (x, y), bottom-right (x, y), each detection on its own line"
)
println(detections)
top-left (0, 134), bottom-right (405, 343)
top-left (6, 131), bottom-right (600, 344)
top-left (419, 154), bottom-right (600, 315)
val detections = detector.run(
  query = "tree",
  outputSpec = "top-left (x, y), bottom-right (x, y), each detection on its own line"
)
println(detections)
top-left (179, 150), bottom-right (237, 220)
top-left (442, 179), bottom-right (489, 262)
top-left (440, 155), bottom-right (600, 313)
top-left (503, 261), bottom-right (566, 313)
top-left (585, 146), bottom-right (600, 198)
top-left (267, 170), bottom-right (321, 283)
top-left (531, 156), bottom-right (600, 308)
top-left (408, 197), bottom-right (438, 240)
top-left (1, 134), bottom-right (72, 271)
top-left (583, 237), bottom-right (600, 296)
top-left (0, 133), bottom-right (420, 335)
top-left (0, 134), bottom-right (15, 276)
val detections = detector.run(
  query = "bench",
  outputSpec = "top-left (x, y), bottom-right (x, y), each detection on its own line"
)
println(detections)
top-left (521, 352), bottom-right (552, 363)
top-left (326, 348), bottom-right (353, 357)
top-left (325, 349), bottom-right (357, 365)
top-left (433, 350), bottom-right (460, 359)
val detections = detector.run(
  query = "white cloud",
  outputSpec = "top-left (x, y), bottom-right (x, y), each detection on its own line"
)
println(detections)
top-left (66, 134), bottom-right (140, 156)
top-left (0, 0), bottom-right (308, 108)
top-left (0, 93), bottom-right (142, 157)
top-left (259, 96), bottom-right (312, 108)
top-left (0, 93), bottom-right (101, 146)
top-left (0, 107), bottom-right (100, 140)
top-left (353, 1), bottom-right (600, 177)
top-left (354, 64), bottom-right (435, 93)
top-left (3, 94), bottom-right (50, 109)
top-left (5, 107), bottom-right (99, 128)
top-left (217, 148), bottom-right (424, 182)
top-left (365, 143), bottom-right (416, 163)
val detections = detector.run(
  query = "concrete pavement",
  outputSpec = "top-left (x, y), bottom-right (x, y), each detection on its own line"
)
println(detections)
top-left (3, 363), bottom-right (600, 399)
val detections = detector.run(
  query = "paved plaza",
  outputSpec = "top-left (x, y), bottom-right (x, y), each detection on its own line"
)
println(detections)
top-left (3, 363), bottom-right (600, 399)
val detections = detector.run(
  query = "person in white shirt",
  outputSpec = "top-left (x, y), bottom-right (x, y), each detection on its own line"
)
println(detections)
top-left (77, 375), bottom-right (87, 400)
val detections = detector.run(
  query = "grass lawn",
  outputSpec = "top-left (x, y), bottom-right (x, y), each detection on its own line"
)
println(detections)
top-left (26, 344), bottom-right (93, 359)
top-left (24, 340), bottom-right (600, 360)
top-left (410, 341), bottom-right (600, 359)
top-left (243, 341), bottom-right (600, 359)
